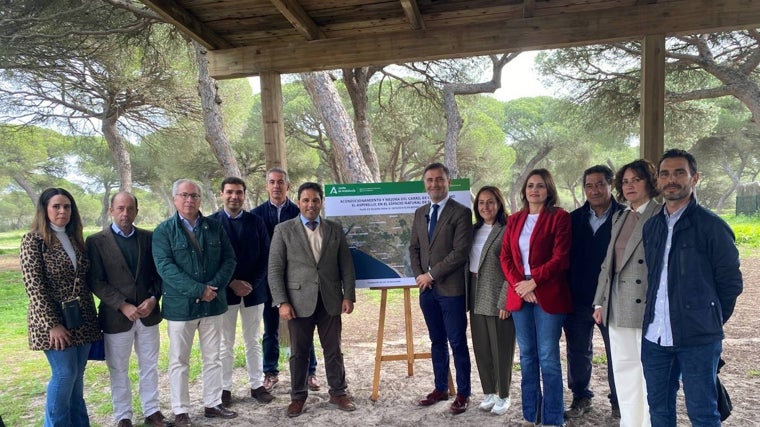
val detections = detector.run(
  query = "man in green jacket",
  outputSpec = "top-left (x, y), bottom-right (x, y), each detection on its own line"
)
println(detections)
top-left (152, 179), bottom-right (237, 427)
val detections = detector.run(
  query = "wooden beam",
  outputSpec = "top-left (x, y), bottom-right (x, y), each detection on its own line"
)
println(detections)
top-left (138, 0), bottom-right (232, 49)
top-left (640, 35), bottom-right (665, 163)
top-left (269, 0), bottom-right (325, 41)
top-left (208, 0), bottom-right (760, 78)
top-left (260, 72), bottom-right (288, 170)
top-left (523, 0), bottom-right (536, 19)
top-left (400, 0), bottom-right (425, 30)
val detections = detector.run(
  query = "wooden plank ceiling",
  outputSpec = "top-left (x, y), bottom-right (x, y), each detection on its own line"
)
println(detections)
top-left (139, 0), bottom-right (760, 79)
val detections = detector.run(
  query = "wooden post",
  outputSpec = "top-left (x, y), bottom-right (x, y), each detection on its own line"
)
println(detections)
top-left (640, 34), bottom-right (665, 164)
top-left (260, 71), bottom-right (287, 170)
top-left (371, 287), bottom-right (454, 401)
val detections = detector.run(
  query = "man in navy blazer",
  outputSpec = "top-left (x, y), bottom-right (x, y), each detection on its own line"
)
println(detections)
top-left (210, 177), bottom-right (273, 406)
top-left (409, 163), bottom-right (474, 414)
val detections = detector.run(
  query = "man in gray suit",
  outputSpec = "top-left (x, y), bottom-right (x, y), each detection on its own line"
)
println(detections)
top-left (268, 182), bottom-right (357, 418)
top-left (409, 162), bottom-right (474, 414)
top-left (87, 192), bottom-right (169, 427)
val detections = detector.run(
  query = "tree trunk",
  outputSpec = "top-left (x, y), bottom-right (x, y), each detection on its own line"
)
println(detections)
top-left (440, 54), bottom-right (518, 178)
top-left (507, 145), bottom-right (553, 212)
top-left (442, 88), bottom-right (463, 178)
top-left (194, 41), bottom-right (242, 179)
top-left (99, 185), bottom-right (112, 228)
top-left (301, 71), bottom-right (374, 183)
top-left (101, 113), bottom-right (133, 192)
top-left (343, 67), bottom-right (381, 181)
top-left (13, 173), bottom-right (38, 206)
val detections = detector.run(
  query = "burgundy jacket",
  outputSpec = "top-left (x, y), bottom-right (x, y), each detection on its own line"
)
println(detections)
top-left (499, 207), bottom-right (573, 314)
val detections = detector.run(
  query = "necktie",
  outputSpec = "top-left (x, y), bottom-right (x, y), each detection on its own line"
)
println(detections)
top-left (428, 204), bottom-right (439, 241)
top-left (306, 221), bottom-right (317, 231)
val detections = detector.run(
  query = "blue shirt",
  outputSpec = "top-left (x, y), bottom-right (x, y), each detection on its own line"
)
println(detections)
top-left (644, 203), bottom-right (687, 346)
top-left (110, 223), bottom-right (135, 238)
top-left (299, 214), bottom-right (321, 228)
top-left (588, 203), bottom-right (612, 234)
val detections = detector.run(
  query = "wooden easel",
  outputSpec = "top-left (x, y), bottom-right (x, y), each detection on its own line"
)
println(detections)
top-left (370, 286), bottom-right (454, 401)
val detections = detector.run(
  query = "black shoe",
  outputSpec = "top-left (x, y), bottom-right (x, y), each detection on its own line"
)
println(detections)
top-left (221, 389), bottom-right (232, 407)
top-left (204, 404), bottom-right (237, 419)
top-left (564, 396), bottom-right (592, 418)
top-left (611, 401), bottom-right (621, 418)
top-left (251, 385), bottom-right (274, 403)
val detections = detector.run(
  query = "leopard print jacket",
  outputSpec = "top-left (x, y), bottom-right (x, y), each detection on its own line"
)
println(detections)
top-left (20, 232), bottom-right (101, 351)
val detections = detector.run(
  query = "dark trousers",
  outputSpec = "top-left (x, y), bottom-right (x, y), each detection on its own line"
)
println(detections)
top-left (563, 304), bottom-right (617, 403)
top-left (419, 288), bottom-right (471, 397)
top-left (287, 294), bottom-right (347, 400)
top-left (263, 299), bottom-right (318, 376)
top-left (471, 313), bottom-right (516, 398)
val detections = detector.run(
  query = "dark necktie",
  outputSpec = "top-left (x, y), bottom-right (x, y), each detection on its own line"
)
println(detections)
top-left (428, 204), bottom-right (439, 241)
top-left (306, 221), bottom-right (317, 231)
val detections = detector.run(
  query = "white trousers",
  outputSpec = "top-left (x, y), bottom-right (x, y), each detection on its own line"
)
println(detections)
top-left (609, 325), bottom-right (650, 427)
top-left (167, 315), bottom-right (223, 414)
top-left (104, 320), bottom-right (160, 422)
top-left (220, 303), bottom-right (264, 390)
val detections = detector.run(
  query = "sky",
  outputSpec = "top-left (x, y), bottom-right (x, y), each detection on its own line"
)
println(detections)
top-left (247, 50), bottom-right (551, 102)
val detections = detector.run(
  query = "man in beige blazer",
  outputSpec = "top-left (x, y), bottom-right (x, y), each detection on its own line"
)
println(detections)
top-left (268, 182), bottom-right (356, 418)
top-left (409, 162), bottom-right (474, 414)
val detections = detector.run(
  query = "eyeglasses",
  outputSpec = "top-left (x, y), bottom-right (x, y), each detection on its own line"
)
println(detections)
top-left (176, 192), bottom-right (201, 200)
top-left (621, 177), bottom-right (643, 186)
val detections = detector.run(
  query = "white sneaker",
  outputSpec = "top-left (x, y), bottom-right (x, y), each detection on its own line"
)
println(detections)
top-left (491, 396), bottom-right (511, 415)
top-left (479, 394), bottom-right (497, 411)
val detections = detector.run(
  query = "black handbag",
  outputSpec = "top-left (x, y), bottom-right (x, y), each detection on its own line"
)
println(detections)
top-left (716, 358), bottom-right (732, 421)
top-left (60, 298), bottom-right (84, 329)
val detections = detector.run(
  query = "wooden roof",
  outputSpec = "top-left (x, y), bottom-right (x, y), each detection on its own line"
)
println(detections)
top-left (140, 0), bottom-right (760, 79)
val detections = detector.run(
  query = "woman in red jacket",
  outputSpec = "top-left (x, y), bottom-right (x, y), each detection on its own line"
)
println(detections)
top-left (500, 169), bottom-right (572, 427)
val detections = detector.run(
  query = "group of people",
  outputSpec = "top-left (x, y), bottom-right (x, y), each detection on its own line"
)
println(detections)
top-left (20, 149), bottom-right (742, 427)
top-left (410, 151), bottom-right (742, 427)
top-left (20, 168), bottom-right (352, 427)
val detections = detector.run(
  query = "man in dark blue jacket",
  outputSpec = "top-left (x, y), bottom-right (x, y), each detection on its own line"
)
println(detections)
top-left (642, 149), bottom-right (742, 426)
top-left (565, 165), bottom-right (622, 419)
top-left (211, 177), bottom-right (273, 406)
top-left (251, 167), bottom-right (320, 392)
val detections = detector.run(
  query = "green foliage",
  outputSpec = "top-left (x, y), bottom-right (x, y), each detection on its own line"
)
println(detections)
top-left (725, 215), bottom-right (760, 250)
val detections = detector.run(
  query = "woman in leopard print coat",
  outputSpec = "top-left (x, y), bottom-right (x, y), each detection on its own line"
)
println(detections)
top-left (20, 188), bottom-right (100, 427)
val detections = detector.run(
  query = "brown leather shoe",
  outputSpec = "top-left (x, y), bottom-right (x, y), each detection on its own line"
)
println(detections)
top-left (287, 399), bottom-right (306, 418)
top-left (449, 394), bottom-right (470, 415)
top-left (307, 374), bottom-right (321, 391)
top-left (174, 413), bottom-right (191, 427)
top-left (263, 372), bottom-right (279, 391)
top-left (418, 389), bottom-right (449, 406)
top-left (329, 394), bottom-right (356, 412)
top-left (221, 389), bottom-right (232, 407)
top-left (251, 385), bottom-right (274, 403)
top-left (204, 404), bottom-right (237, 419)
top-left (144, 411), bottom-right (168, 427)
top-left (117, 419), bottom-right (133, 427)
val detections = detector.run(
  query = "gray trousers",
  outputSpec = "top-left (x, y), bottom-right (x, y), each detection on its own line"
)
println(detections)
top-left (470, 312), bottom-right (516, 398)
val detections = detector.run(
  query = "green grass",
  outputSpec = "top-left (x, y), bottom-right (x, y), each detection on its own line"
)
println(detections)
top-left (748, 369), bottom-right (760, 378)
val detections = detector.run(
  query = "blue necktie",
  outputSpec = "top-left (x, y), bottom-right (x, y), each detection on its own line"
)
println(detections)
top-left (428, 204), bottom-right (439, 241)
top-left (306, 221), bottom-right (317, 231)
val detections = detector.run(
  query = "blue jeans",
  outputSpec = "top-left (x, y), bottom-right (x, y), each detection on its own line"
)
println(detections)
top-left (642, 338), bottom-right (722, 427)
top-left (512, 302), bottom-right (565, 425)
top-left (43, 344), bottom-right (91, 427)
top-left (262, 301), bottom-right (317, 376)
top-left (419, 288), bottom-right (471, 397)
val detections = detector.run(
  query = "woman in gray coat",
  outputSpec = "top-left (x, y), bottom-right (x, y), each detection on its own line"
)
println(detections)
top-left (593, 159), bottom-right (661, 427)
top-left (468, 186), bottom-right (516, 416)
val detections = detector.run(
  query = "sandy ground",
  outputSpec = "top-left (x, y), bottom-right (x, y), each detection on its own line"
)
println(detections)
top-left (79, 257), bottom-right (759, 427)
